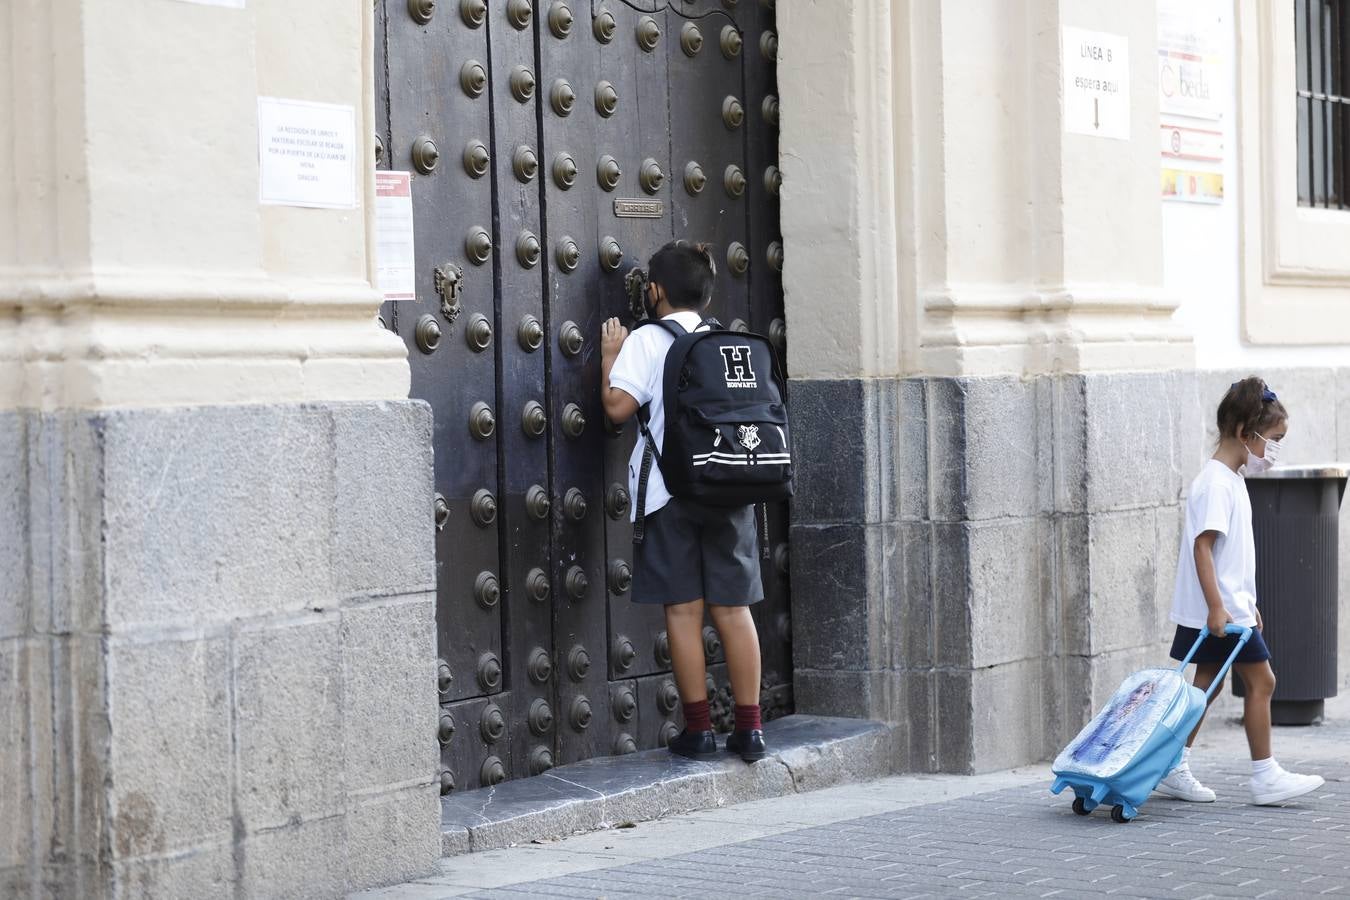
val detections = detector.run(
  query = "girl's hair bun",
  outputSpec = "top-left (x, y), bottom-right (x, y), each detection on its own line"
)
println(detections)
top-left (1217, 376), bottom-right (1287, 440)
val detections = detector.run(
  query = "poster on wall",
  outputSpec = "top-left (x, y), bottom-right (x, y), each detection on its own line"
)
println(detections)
top-left (1161, 168), bottom-right (1224, 204)
top-left (375, 172), bottom-right (417, 302)
top-left (257, 97), bottom-right (358, 209)
top-left (1061, 27), bottom-right (1131, 140)
top-left (1157, 0), bottom-right (1226, 202)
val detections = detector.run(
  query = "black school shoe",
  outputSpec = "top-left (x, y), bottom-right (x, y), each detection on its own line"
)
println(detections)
top-left (667, 728), bottom-right (719, 760)
top-left (725, 729), bottom-right (767, 762)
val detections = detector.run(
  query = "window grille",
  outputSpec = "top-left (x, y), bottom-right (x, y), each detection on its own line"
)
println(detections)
top-left (1296, 0), bottom-right (1350, 208)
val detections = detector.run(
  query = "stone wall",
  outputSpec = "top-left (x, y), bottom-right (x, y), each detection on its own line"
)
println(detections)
top-left (0, 401), bottom-right (439, 898)
top-left (790, 367), bottom-right (1350, 774)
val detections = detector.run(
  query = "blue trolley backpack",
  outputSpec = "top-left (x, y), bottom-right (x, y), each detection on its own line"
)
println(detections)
top-left (632, 317), bottom-right (793, 544)
top-left (1050, 624), bottom-right (1253, 822)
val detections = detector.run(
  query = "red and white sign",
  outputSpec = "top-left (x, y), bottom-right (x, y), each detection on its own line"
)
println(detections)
top-left (1160, 124), bottom-right (1223, 162)
top-left (375, 172), bottom-right (417, 302)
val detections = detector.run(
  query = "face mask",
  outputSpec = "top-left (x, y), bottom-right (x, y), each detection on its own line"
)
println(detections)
top-left (1243, 448), bottom-right (1272, 475)
top-left (1254, 432), bottom-right (1284, 467)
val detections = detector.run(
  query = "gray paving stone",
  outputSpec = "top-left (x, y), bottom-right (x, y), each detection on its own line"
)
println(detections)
top-left (448, 755), bottom-right (1350, 900)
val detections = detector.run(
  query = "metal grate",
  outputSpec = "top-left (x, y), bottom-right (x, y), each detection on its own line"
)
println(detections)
top-left (1296, 0), bottom-right (1350, 208)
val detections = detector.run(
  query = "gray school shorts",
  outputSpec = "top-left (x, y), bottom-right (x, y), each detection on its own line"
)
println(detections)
top-left (632, 499), bottom-right (764, 607)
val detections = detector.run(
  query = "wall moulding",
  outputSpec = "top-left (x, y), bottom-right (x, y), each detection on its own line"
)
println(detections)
top-left (1238, 0), bottom-right (1350, 344)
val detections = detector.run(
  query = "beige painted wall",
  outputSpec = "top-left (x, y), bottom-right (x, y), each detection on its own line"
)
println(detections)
top-left (778, 0), bottom-right (1194, 381)
top-left (0, 0), bottom-right (407, 411)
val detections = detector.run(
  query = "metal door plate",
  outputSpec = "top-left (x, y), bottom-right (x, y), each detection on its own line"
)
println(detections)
top-left (613, 198), bottom-right (664, 219)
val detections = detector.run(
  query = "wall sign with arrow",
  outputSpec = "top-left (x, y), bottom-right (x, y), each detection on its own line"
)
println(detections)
top-left (1062, 26), bottom-right (1131, 140)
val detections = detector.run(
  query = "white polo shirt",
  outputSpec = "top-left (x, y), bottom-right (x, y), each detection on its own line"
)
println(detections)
top-left (607, 310), bottom-right (708, 521)
top-left (1170, 459), bottom-right (1259, 629)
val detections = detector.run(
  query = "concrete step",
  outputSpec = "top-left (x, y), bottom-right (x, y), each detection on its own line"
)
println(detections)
top-left (439, 714), bottom-right (894, 856)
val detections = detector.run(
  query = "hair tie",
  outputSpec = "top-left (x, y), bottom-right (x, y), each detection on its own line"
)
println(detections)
top-left (1230, 381), bottom-right (1278, 402)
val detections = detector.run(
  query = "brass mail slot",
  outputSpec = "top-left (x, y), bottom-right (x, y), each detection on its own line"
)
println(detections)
top-left (613, 198), bottom-right (664, 219)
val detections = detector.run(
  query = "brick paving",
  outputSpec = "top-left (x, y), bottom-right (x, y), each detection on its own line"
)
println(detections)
top-left (463, 760), bottom-right (1350, 899)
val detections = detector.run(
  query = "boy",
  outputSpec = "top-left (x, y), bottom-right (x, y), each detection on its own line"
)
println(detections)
top-left (600, 241), bottom-right (767, 762)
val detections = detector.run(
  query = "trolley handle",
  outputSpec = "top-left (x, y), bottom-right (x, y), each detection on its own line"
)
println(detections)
top-left (1174, 623), bottom-right (1254, 701)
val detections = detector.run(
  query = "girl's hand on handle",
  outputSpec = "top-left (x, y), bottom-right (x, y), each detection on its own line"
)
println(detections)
top-left (1207, 608), bottom-right (1234, 637)
top-left (1255, 607), bottom-right (1264, 633)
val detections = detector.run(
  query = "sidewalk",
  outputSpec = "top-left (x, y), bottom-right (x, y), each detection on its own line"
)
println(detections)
top-left (356, 696), bottom-right (1350, 899)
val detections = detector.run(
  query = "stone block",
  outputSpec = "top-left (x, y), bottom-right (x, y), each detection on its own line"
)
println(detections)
top-left (1048, 375), bottom-right (1087, 514)
top-left (99, 405), bottom-right (334, 629)
top-left (881, 669), bottom-right (937, 773)
top-left (346, 786), bottom-right (440, 891)
top-left (896, 522), bottom-right (933, 669)
top-left (788, 379), bottom-right (870, 526)
top-left (49, 634), bottom-right (109, 873)
top-left (110, 841), bottom-right (234, 900)
top-left (241, 817), bottom-right (347, 900)
top-left (771, 716), bottom-right (895, 793)
top-left (106, 637), bottom-right (231, 859)
top-left (788, 523), bottom-right (877, 671)
top-left (1053, 514), bottom-right (1091, 656)
top-left (341, 597), bottom-right (438, 792)
top-left (0, 638), bottom-right (34, 871)
top-left (967, 518), bottom-right (1044, 668)
top-left (24, 413), bottom-right (105, 635)
top-left (235, 618), bottom-right (344, 829)
top-left (332, 401), bottom-right (435, 599)
top-left (1338, 367), bottom-right (1350, 461)
top-left (1168, 369), bottom-right (1206, 486)
top-left (1258, 367), bottom-right (1339, 462)
top-left (440, 825), bottom-right (471, 857)
top-left (1086, 508), bottom-right (1161, 655)
top-left (1083, 372), bottom-right (1187, 511)
top-left (792, 668), bottom-right (892, 721)
top-left (929, 376), bottom-right (1040, 522)
top-left (0, 412), bottom-right (27, 639)
top-left (896, 378), bottom-right (929, 522)
top-left (1155, 504), bottom-right (1183, 644)
top-left (933, 671), bottom-right (973, 774)
top-left (932, 523), bottom-right (971, 668)
top-left (970, 659), bottom-right (1046, 772)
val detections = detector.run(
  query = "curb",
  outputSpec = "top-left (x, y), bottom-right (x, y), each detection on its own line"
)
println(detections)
top-left (439, 715), bottom-right (894, 856)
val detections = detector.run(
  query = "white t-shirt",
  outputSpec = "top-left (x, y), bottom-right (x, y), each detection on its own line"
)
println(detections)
top-left (1170, 459), bottom-right (1259, 629)
top-left (607, 310), bottom-right (708, 521)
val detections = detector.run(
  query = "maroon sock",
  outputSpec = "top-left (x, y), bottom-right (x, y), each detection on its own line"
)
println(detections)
top-left (734, 704), bottom-right (762, 732)
top-left (683, 699), bottom-right (712, 733)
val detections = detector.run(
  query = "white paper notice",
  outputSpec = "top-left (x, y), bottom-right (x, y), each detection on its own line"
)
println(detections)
top-left (257, 97), bottom-right (358, 209)
top-left (174, 0), bottom-right (245, 7)
top-left (1062, 27), bottom-right (1131, 140)
top-left (376, 172), bottom-right (417, 302)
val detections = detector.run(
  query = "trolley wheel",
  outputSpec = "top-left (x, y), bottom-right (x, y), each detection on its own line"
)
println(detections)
top-left (1072, 797), bottom-right (1090, 816)
top-left (1110, 804), bottom-right (1132, 823)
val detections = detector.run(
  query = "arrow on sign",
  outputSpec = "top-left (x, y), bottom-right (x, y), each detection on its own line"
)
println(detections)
top-left (1094, 97), bottom-right (1100, 129)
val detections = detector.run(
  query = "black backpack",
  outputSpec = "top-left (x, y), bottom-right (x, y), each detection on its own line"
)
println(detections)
top-left (634, 317), bottom-right (793, 542)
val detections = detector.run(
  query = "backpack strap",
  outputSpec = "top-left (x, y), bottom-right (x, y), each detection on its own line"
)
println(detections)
top-left (633, 404), bottom-right (657, 545)
top-left (631, 316), bottom-right (699, 545)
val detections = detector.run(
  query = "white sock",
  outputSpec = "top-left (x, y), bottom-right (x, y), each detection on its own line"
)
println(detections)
top-left (1252, 757), bottom-right (1277, 778)
top-left (1182, 747), bottom-right (1193, 765)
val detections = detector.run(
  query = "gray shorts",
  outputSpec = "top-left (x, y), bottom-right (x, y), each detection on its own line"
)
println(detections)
top-left (632, 499), bottom-right (764, 607)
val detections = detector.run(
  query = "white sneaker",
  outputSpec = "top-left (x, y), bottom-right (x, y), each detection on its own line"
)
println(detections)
top-left (1155, 764), bottom-right (1217, 802)
top-left (1250, 767), bottom-right (1325, 806)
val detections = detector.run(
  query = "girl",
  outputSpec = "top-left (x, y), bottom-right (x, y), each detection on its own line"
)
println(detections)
top-left (1155, 377), bottom-right (1325, 806)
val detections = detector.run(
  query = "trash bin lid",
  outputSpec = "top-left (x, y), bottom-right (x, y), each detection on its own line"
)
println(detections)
top-left (1244, 463), bottom-right (1350, 480)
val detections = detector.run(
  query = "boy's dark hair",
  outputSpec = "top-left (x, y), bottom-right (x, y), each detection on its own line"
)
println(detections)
top-left (1217, 376), bottom-right (1287, 439)
top-left (648, 240), bottom-right (716, 311)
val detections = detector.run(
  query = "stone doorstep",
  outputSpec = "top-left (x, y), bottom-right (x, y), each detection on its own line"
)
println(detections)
top-left (439, 715), bottom-right (894, 857)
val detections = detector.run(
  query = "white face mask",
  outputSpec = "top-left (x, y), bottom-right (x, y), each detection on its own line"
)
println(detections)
top-left (1245, 432), bottom-right (1284, 473)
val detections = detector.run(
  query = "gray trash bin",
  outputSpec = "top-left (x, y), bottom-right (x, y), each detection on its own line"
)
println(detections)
top-left (1232, 464), bottom-right (1348, 724)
